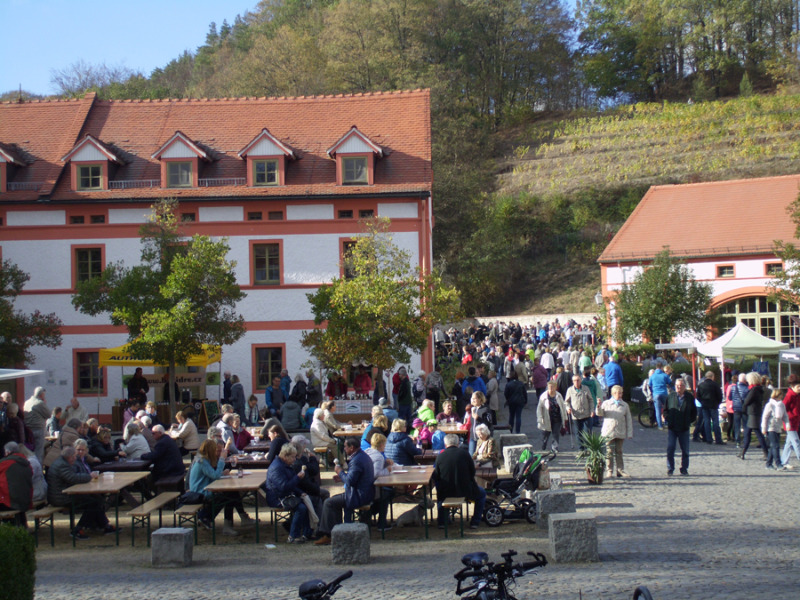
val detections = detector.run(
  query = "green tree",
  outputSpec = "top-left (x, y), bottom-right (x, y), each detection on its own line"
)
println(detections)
top-left (612, 249), bottom-right (714, 344)
top-left (301, 218), bottom-right (460, 372)
top-left (0, 261), bottom-right (63, 366)
top-left (769, 194), bottom-right (800, 307)
top-left (72, 199), bottom-right (246, 412)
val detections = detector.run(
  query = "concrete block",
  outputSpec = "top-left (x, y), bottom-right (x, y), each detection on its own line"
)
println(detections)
top-left (497, 434), bottom-right (528, 457)
top-left (331, 522), bottom-right (370, 565)
top-left (151, 527), bottom-right (193, 568)
top-left (502, 444), bottom-right (533, 473)
top-left (548, 513), bottom-right (598, 562)
top-left (535, 489), bottom-right (576, 530)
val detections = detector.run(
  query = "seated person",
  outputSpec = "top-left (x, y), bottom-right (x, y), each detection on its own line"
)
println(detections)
top-left (242, 395), bottom-right (262, 427)
top-left (363, 415), bottom-right (389, 450)
top-left (169, 410), bottom-right (200, 456)
top-left (0, 441), bottom-right (33, 526)
top-left (43, 418), bottom-right (83, 468)
top-left (321, 400), bottom-right (346, 434)
top-left (430, 421), bottom-right (446, 451)
top-left (218, 413), bottom-right (240, 455)
top-left (132, 412), bottom-right (156, 450)
top-left (314, 437), bottom-right (374, 545)
top-left (364, 433), bottom-right (394, 531)
top-left (377, 396), bottom-right (398, 424)
top-left (188, 439), bottom-right (253, 536)
top-left (88, 427), bottom-right (122, 463)
top-left (46, 407), bottom-right (62, 437)
top-left (280, 395), bottom-right (303, 430)
top-left (144, 401), bottom-right (162, 428)
top-left (472, 423), bottom-right (500, 468)
top-left (360, 407), bottom-right (385, 450)
top-left (385, 419), bottom-right (422, 466)
top-left (436, 400), bottom-right (459, 424)
top-left (141, 425), bottom-right (185, 485)
top-left (434, 433), bottom-right (486, 530)
top-left (119, 421), bottom-right (150, 460)
top-left (46, 445), bottom-right (118, 539)
top-left (231, 414), bottom-right (253, 451)
top-left (417, 399), bottom-right (436, 424)
top-left (17, 443), bottom-right (47, 505)
top-left (266, 443), bottom-right (314, 543)
top-left (411, 418), bottom-right (433, 449)
top-left (291, 434), bottom-right (330, 517)
top-left (264, 424), bottom-right (290, 467)
top-left (85, 418), bottom-right (100, 442)
top-left (310, 408), bottom-right (340, 463)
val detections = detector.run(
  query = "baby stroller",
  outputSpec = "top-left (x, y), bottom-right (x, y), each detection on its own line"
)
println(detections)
top-left (483, 450), bottom-right (554, 527)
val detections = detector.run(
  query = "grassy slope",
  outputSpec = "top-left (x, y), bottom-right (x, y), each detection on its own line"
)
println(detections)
top-left (487, 93), bottom-right (800, 315)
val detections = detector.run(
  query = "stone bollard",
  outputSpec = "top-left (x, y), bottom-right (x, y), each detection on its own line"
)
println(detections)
top-left (548, 513), bottom-right (598, 562)
top-left (497, 434), bottom-right (528, 457)
top-left (535, 489), bottom-right (576, 530)
top-left (151, 527), bottom-right (193, 568)
top-left (331, 522), bottom-right (370, 565)
top-left (502, 444), bottom-right (533, 473)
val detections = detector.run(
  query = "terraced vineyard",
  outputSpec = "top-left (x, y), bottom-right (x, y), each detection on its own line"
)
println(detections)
top-left (500, 94), bottom-right (800, 197)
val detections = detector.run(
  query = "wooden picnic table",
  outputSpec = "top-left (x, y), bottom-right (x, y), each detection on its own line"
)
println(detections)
top-left (64, 471), bottom-right (150, 547)
top-left (95, 459), bottom-right (151, 473)
top-left (204, 472), bottom-right (265, 544)
top-left (375, 465), bottom-right (435, 538)
top-left (225, 454), bottom-right (269, 469)
top-left (438, 423), bottom-right (469, 435)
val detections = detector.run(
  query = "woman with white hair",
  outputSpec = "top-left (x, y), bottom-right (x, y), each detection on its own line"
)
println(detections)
top-left (119, 421), bottom-right (150, 460)
top-left (310, 408), bottom-right (339, 463)
top-left (472, 424), bottom-right (500, 468)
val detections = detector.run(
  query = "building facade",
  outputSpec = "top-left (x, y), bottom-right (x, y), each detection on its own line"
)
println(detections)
top-left (598, 174), bottom-right (800, 344)
top-left (0, 90), bottom-right (434, 417)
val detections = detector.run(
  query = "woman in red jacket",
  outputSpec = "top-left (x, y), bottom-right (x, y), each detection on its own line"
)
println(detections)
top-left (781, 379), bottom-right (800, 467)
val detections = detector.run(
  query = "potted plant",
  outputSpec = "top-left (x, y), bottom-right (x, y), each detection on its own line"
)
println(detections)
top-left (576, 430), bottom-right (608, 484)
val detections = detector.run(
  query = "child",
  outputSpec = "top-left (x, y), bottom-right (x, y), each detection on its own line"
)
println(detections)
top-left (762, 388), bottom-right (789, 470)
top-left (411, 417), bottom-right (432, 449)
top-left (430, 421), bottom-right (446, 450)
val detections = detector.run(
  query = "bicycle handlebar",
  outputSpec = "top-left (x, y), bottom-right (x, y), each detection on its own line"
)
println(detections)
top-left (329, 571), bottom-right (353, 588)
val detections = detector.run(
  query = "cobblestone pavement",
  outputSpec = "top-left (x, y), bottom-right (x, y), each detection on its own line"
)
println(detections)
top-left (34, 397), bottom-right (800, 600)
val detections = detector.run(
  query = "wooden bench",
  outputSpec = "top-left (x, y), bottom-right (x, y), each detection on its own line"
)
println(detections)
top-left (129, 492), bottom-right (181, 547)
top-left (0, 510), bottom-right (23, 528)
top-left (440, 497), bottom-right (466, 538)
top-left (29, 505), bottom-right (64, 547)
top-left (175, 504), bottom-right (203, 545)
top-left (313, 447), bottom-right (331, 470)
top-left (262, 505), bottom-right (293, 543)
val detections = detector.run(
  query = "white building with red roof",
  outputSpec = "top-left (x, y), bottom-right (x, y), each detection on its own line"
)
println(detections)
top-left (599, 174), bottom-right (800, 343)
top-left (0, 90), bottom-right (434, 418)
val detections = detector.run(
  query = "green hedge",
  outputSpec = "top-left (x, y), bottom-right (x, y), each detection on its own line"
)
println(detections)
top-left (0, 524), bottom-right (36, 600)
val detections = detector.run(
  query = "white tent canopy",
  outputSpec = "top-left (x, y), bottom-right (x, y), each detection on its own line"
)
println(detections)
top-left (0, 368), bottom-right (44, 381)
top-left (696, 323), bottom-right (789, 357)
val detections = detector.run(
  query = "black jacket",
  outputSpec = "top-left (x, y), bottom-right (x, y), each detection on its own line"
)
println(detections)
top-left (433, 445), bottom-right (480, 501)
top-left (504, 379), bottom-right (528, 408)
top-left (141, 435), bottom-right (185, 482)
top-left (696, 379), bottom-right (722, 410)
top-left (663, 391), bottom-right (698, 433)
top-left (742, 385), bottom-right (765, 429)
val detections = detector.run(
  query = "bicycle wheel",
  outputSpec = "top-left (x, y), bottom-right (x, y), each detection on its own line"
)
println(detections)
top-left (632, 585), bottom-right (654, 600)
top-left (638, 403), bottom-right (656, 428)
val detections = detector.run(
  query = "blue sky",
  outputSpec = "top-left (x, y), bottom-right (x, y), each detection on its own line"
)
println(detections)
top-left (0, 0), bottom-right (258, 96)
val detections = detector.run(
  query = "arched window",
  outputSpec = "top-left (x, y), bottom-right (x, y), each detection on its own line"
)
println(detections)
top-left (717, 296), bottom-right (799, 344)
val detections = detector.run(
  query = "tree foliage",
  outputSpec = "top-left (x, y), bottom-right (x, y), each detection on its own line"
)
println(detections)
top-left (612, 249), bottom-right (714, 344)
top-left (769, 194), bottom-right (800, 307)
top-left (0, 261), bottom-right (63, 366)
top-left (71, 199), bottom-right (246, 410)
top-left (301, 218), bottom-right (461, 370)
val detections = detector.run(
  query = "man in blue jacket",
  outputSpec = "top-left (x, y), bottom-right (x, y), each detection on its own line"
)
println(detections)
top-left (604, 354), bottom-right (624, 390)
top-left (314, 437), bottom-right (374, 545)
top-left (649, 365), bottom-right (674, 429)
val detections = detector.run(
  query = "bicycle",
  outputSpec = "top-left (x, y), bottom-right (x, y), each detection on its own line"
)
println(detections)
top-left (454, 549), bottom-right (547, 600)
top-left (299, 570), bottom-right (352, 600)
top-left (637, 400), bottom-right (657, 428)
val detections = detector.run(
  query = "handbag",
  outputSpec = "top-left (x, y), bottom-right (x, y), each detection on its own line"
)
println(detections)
top-left (280, 494), bottom-right (301, 511)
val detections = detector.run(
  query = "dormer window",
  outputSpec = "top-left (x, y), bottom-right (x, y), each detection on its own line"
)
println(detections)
top-left (152, 131), bottom-right (210, 189)
top-left (0, 142), bottom-right (26, 193)
top-left (61, 134), bottom-right (122, 192)
top-left (167, 162), bottom-right (193, 188)
top-left (327, 126), bottom-right (383, 186)
top-left (238, 129), bottom-right (296, 188)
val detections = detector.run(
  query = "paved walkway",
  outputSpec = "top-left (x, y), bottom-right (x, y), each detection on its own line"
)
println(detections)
top-left (33, 397), bottom-right (799, 599)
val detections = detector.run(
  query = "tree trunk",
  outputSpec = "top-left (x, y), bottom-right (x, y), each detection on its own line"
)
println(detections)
top-left (168, 359), bottom-right (177, 418)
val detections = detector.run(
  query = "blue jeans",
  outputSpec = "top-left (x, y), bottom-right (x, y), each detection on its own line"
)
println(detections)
top-left (733, 411), bottom-right (745, 444)
top-left (742, 427), bottom-right (767, 457)
top-left (290, 502), bottom-right (312, 539)
top-left (575, 417), bottom-right (592, 448)
top-left (508, 404), bottom-right (523, 434)
top-left (702, 408), bottom-right (722, 443)
top-left (781, 430), bottom-right (800, 464)
top-left (653, 394), bottom-right (667, 428)
top-left (766, 431), bottom-right (782, 468)
top-left (666, 429), bottom-right (690, 474)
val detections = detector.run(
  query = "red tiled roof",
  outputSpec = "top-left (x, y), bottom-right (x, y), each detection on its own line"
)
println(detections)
top-left (0, 89), bottom-right (431, 202)
top-left (598, 174), bottom-right (800, 263)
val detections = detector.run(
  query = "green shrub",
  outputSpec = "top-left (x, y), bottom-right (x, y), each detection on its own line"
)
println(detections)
top-left (0, 524), bottom-right (36, 600)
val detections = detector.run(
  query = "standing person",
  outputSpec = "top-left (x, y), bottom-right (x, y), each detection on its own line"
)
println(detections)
top-left (280, 369), bottom-right (292, 400)
top-left (353, 367), bottom-right (373, 395)
top-left (127, 367), bottom-right (150, 404)
top-left (229, 375), bottom-right (246, 418)
top-left (604, 354), bottom-right (624, 390)
top-left (314, 437), bottom-right (374, 545)
top-left (466, 392), bottom-right (491, 455)
top-left (696, 372), bottom-right (725, 444)
top-left (222, 371), bottom-right (232, 404)
top-left (23, 387), bottom-right (49, 462)
top-left (729, 373), bottom-right (749, 447)
top-left (565, 373), bottom-right (594, 445)
top-left (740, 372), bottom-right (768, 460)
top-left (761, 388), bottom-right (788, 470)
top-left (596, 385), bottom-right (634, 478)
top-left (537, 381), bottom-right (567, 453)
top-left (781, 379), bottom-right (800, 468)
top-left (433, 433), bottom-right (486, 530)
top-left (425, 365), bottom-right (446, 411)
top-left (649, 364), bottom-right (673, 430)
top-left (265, 376), bottom-right (285, 418)
top-left (396, 367), bottom-right (414, 424)
top-left (531, 360), bottom-right (548, 400)
top-left (663, 378), bottom-right (697, 476)
top-left (504, 371), bottom-right (528, 434)
top-left (485, 370), bottom-right (500, 424)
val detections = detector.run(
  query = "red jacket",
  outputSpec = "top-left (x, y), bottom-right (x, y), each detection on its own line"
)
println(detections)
top-left (783, 389), bottom-right (800, 431)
